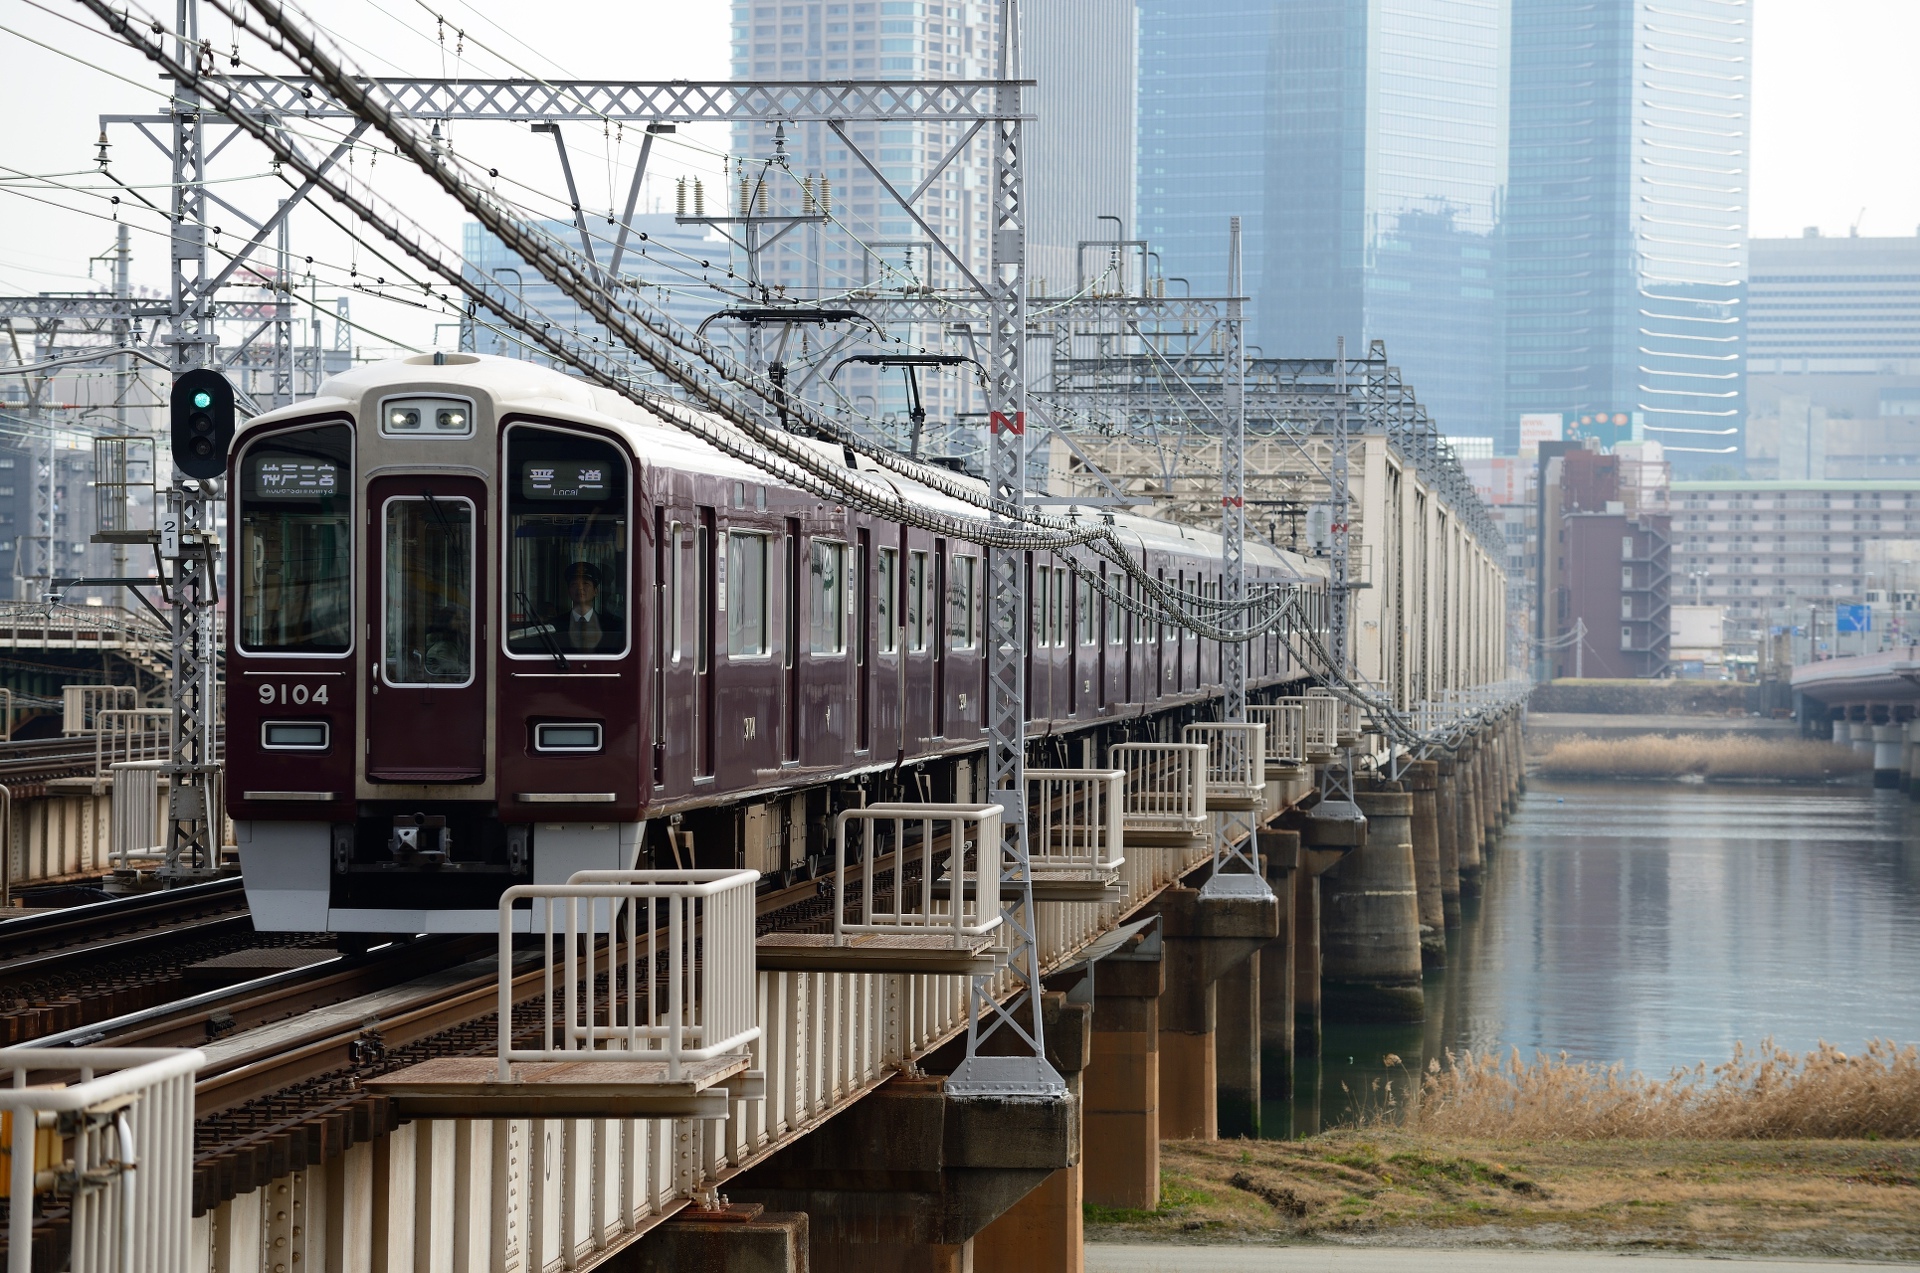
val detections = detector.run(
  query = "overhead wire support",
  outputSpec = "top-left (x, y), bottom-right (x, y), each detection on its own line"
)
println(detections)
top-left (157, 0), bottom-right (225, 888)
top-left (944, 8), bottom-right (1065, 1100)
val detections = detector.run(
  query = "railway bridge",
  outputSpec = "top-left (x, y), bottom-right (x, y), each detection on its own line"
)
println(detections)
top-left (3, 673), bottom-right (1526, 1273)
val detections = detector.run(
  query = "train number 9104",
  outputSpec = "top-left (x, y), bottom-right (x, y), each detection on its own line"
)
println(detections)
top-left (258, 682), bottom-right (331, 706)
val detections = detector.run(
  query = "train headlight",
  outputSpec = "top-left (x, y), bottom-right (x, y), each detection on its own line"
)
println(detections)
top-left (388, 408), bottom-right (421, 431)
top-left (535, 722), bottom-right (603, 753)
top-left (435, 409), bottom-right (466, 431)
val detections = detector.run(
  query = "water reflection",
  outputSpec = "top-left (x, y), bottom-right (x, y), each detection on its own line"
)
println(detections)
top-left (1269, 777), bottom-right (1920, 1136)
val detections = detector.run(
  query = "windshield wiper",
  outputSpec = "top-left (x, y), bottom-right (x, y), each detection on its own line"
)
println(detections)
top-left (516, 589), bottom-right (570, 670)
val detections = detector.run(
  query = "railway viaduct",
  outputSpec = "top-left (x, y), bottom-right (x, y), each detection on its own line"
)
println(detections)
top-left (0, 442), bottom-right (1522, 1273)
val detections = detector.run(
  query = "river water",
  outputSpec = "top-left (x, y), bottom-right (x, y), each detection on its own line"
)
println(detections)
top-left (1274, 775), bottom-right (1920, 1136)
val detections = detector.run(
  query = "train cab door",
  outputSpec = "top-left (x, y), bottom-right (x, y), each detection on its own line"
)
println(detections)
top-left (366, 474), bottom-right (489, 782)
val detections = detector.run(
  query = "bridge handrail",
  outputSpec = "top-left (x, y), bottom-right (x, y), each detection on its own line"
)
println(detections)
top-left (1110, 742), bottom-right (1208, 832)
top-left (496, 869), bottom-right (761, 1082)
top-left (1, 1046), bottom-right (204, 1273)
top-left (1025, 768), bottom-right (1125, 874)
top-left (834, 804), bottom-right (1004, 945)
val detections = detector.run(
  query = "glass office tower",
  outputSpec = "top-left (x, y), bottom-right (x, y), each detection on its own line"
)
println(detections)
top-left (1260, 0), bottom-right (1509, 441)
top-left (1140, 1), bottom-right (1508, 440)
top-left (1506, 0), bottom-right (1750, 467)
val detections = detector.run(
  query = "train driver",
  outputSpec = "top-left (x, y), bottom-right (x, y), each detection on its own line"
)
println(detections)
top-left (560, 560), bottom-right (623, 652)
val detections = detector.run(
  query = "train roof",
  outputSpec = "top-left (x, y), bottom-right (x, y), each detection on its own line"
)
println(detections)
top-left (272, 353), bottom-right (1324, 584)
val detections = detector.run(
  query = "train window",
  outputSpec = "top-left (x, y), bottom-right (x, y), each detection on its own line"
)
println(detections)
top-left (727, 531), bottom-right (770, 657)
top-left (949, 555), bottom-right (976, 649)
top-left (505, 427), bottom-right (629, 659)
top-left (237, 423), bottom-right (352, 656)
top-left (262, 720), bottom-right (329, 751)
top-left (379, 394), bottom-right (474, 438)
top-left (1077, 573), bottom-right (1095, 646)
top-left (878, 548), bottom-right (899, 652)
top-left (1107, 575), bottom-right (1123, 644)
top-left (1052, 566), bottom-right (1068, 647)
top-left (668, 522), bottom-right (684, 662)
top-left (907, 550), bottom-right (929, 651)
top-left (809, 540), bottom-right (847, 655)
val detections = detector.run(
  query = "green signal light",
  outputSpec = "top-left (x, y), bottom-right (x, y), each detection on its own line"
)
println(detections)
top-left (192, 391), bottom-right (213, 409)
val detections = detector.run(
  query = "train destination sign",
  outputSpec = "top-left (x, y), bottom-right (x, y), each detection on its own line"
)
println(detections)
top-left (251, 455), bottom-right (341, 498)
top-left (521, 460), bottom-right (612, 500)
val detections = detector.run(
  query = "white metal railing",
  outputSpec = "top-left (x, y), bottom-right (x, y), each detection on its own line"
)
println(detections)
top-left (1248, 702), bottom-right (1307, 764)
top-left (92, 709), bottom-right (172, 791)
top-left (63, 685), bottom-right (139, 737)
top-left (1026, 769), bottom-right (1125, 875)
top-left (1282, 693), bottom-right (1340, 758)
top-left (1110, 742), bottom-right (1208, 839)
top-left (1309, 685), bottom-right (1361, 742)
top-left (1184, 722), bottom-right (1268, 806)
top-left (496, 869), bottom-right (761, 1081)
top-left (2, 1046), bottom-right (203, 1273)
top-left (836, 804), bottom-right (1003, 946)
top-left (109, 761), bottom-right (167, 868)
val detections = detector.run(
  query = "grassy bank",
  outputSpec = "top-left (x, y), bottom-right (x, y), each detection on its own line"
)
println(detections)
top-left (1088, 1133), bottom-right (1920, 1258)
top-left (1534, 732), bottom-right (1868, 781)
top-left (1089, 1042), bottom-right (1920, 1257)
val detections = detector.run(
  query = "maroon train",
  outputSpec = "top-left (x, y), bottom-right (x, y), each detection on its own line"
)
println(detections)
top-left (226, 354), bottom-right (1324, 933)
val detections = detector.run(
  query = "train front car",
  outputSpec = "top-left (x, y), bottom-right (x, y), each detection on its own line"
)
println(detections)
top-left (228, 354), bottom-right (646, 934)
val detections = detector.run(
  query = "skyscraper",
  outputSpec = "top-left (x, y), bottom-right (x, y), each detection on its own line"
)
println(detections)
top-left (1505, 0), bottom-right (1751, 467)
top-left (1139, 0), bottom-right (1508, 440)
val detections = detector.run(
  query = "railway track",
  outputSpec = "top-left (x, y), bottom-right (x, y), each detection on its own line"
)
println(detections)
top-left (0, 878), bottom-right (312, 1045)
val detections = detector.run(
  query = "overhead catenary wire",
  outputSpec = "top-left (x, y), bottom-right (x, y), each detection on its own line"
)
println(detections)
top-left (94, 0), bottom-right (1300, 641)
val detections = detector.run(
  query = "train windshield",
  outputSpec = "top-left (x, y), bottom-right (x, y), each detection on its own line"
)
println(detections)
top-left (505, 426), bottom-right (629, 658)
top-left (237, 423), bottom-right (352, 654)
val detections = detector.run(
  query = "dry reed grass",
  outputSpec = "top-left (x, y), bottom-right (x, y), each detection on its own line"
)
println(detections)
top-left (1404, 1040), bottom-right (1920, 1140)
top-left (1535, 732), bottom-right (1868, 781)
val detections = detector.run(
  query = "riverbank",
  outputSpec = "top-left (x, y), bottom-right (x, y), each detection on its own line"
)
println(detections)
top-left (1531, 733), bottom-right (1867, 781)
top-left (1085, 1132), bottom-right (1920, 1260)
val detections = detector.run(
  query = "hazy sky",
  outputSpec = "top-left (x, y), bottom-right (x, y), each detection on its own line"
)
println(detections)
top-left (0, 0), bottom-right (1913, 349)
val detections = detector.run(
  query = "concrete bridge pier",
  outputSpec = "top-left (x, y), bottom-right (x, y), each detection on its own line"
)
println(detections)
top-left (1906, 721), bottom-right (1920, 799)
top-left (1290, 804), bottom-right (1365, 1059)
top-left (1081, 926), bottom-right (1164, 1210)
top-left (1403, 759), bottom-right (1445, 967)
top-left (1832, 718), bottom-right (1851, 749)
top-left (1319, 788), bottom-right (1424, 1022)
top-left (1873, 723), bottom-right (1904, 789)
top-left (1850, 712), bottom-right (1875, 760)
top-left (1434, 753), bottom-right (1462, 929)
top-left (1152, 884), bottom-right (1281, 1140)
top-left (1478, 732), bottom-right (1502, 843)
top-left (1455, 742), bottom-right (1484, 893)
top-left (1257, 830), bottom-right (1301, 1101)
top-left (1215, 836), bottom-right (1299, 1136)
top-left (727, 1058), bottom-right (1082, 1272)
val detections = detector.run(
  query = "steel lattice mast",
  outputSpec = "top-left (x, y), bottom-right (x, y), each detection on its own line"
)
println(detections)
top-left (946, 10), bottom-right (1063, 1098)
top-left (158, 0), bottom-right (224, 885)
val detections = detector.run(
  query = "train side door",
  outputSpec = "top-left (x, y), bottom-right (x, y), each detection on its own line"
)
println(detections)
top-left (366, 474), bottom-right (489, 782)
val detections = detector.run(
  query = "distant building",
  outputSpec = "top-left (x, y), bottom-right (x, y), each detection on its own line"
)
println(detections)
top-left (1256, 0), bottom-right (1506, 439)
top-left (1671, 481), bottom-right (1920, 654)
top-left (1137, 0), bottom-right (1505, 440)
top-left (1537, 445), bottom-right (1672, 679)
top-left (1025, 0), bottom-right (1137, 292)
top-left (1745, 230), bottom-right (1920, 481)
top-left (1505, 0), bottom-right (1751, 468)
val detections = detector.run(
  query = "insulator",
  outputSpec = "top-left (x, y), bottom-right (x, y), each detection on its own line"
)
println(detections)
top-left (694, 179), bottom-right (706, 216)
top-left (738, 176), bottom-right (751, 216)
top-left (676, 178), bottom-right (686, 216)
top-left (802, 176), bottom-right (815, 215)
top-left (756, 183), bottom-right (768, 216)
top-left (821, 177), bottom-right (832, 216)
